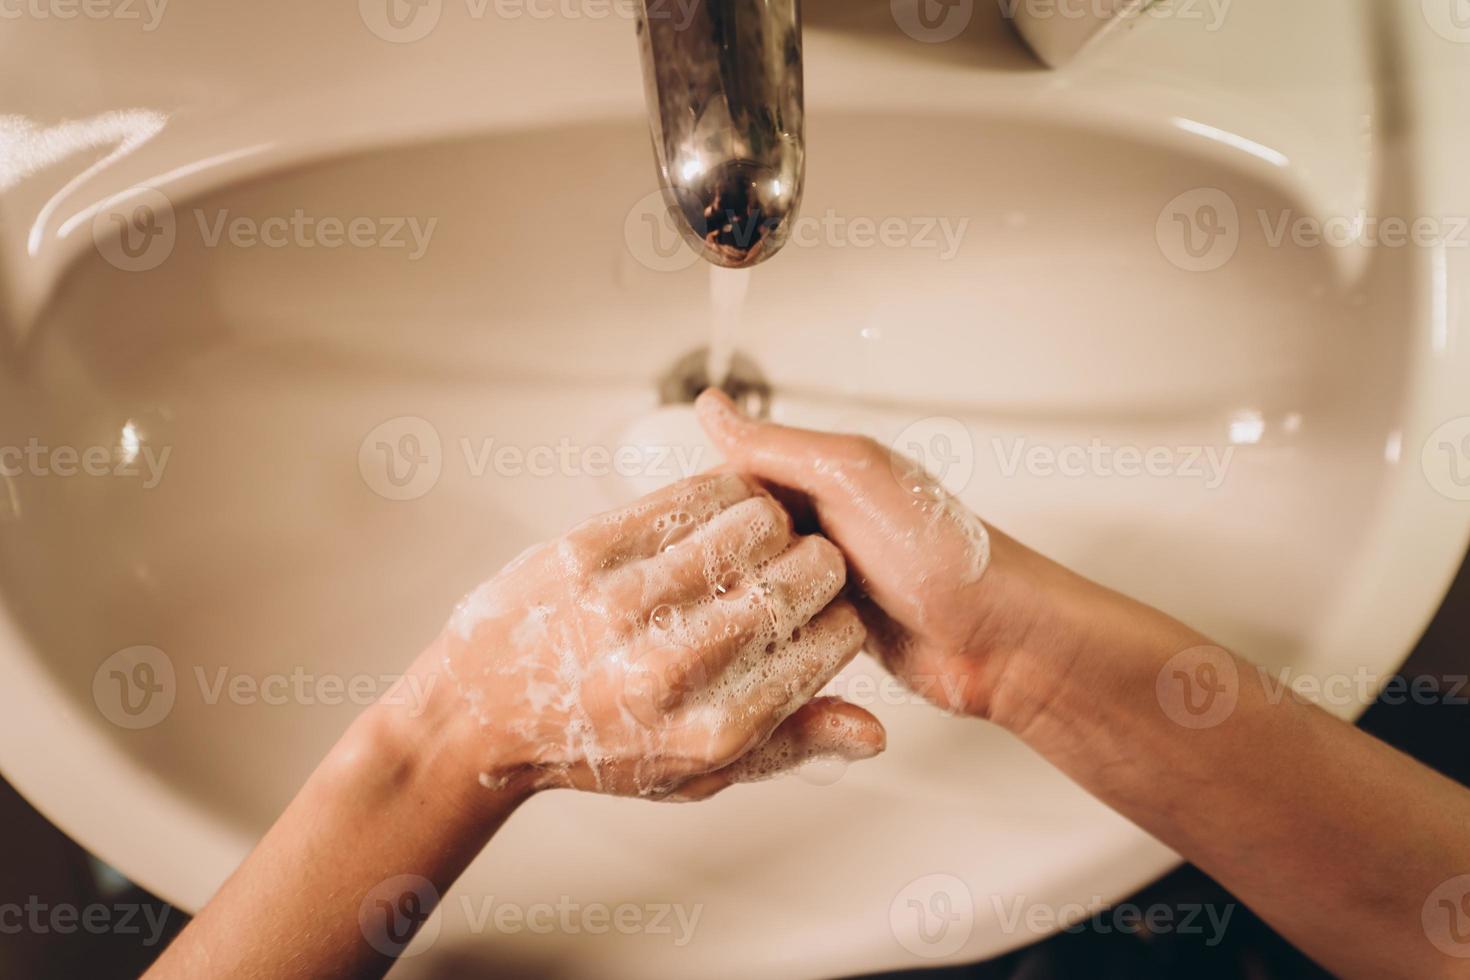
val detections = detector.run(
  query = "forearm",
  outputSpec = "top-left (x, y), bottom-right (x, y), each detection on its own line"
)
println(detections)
top-left (147, 648), bottom-right (527, 980)
top-left (688, 394), bottom-right (1469, 974)
top-left (990, 552), bottom-right (1470, 979)
top-left (144, 468), bottom-right (887, 977)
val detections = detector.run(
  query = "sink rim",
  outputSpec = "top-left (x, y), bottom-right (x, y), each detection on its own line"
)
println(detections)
top-left (2, 1), bottom-right (1469, 974)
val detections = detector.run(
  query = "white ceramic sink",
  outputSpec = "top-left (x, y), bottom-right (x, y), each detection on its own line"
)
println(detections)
top-left (2, 2), bottom-right (1469, 977)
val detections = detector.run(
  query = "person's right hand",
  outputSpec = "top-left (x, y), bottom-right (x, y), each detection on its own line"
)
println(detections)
top-left (696, 390), bottom-right (1049, 722)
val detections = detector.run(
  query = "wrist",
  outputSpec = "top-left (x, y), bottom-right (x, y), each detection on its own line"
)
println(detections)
top-left (333, 641), bottom-right (538, 843)
top-left (979, 538), bottom-right (1205, 744)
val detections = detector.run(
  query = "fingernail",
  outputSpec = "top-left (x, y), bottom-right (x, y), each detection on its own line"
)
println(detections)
top-left (696, 389), bottom-right (745, 429)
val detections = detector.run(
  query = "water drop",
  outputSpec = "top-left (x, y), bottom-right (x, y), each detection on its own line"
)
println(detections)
top-left (659, 516), bottom-right (696, 553)
top-left (714, 569), bottom-right (741, 598)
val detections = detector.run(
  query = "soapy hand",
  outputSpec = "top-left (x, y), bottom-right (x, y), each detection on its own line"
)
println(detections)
top-left (436, 472), bottom-right (885, 800)
top-left (697, 390), bottom-right (1023, 719)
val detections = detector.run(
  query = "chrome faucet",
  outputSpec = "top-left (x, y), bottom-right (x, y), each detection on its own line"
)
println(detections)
top-left (636, 0), bottom-right (804, 269)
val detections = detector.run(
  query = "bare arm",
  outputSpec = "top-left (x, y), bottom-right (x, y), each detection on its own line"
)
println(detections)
top-left (697, 389), bottom-right (1470, 980)
top-left (144, 667), bottom-right (526, 979)
top-left (146, 473), bottom-right (886, 979)
top-left (993, 545), bottom-right (1470, 980)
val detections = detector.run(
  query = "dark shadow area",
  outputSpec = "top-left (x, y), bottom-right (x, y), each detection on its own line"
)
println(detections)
top-left (0, 778), bottom-right (186, 977)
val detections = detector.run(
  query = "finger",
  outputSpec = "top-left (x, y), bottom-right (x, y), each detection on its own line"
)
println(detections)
top-left (704, 444), bottom-right (820, 530)
top-left (696, 390), bottom-right (916, 567)
top-left (628, 592), bottom-right (769, 716)
top-left (758, 534), bottom-right (849, 640)
top-left (564, 471), bottom-right (756, 566)
top-left (661, 598), bottom-right (868, 769)
top-left (670, 698), bottom-right (886, 802)
top-left (696, 391), bottom-right (988, 614)
top-left (628, 534), bottom-right (847, 712)
top-left (604, 495), bottom-right (793, 611)
top-left (733, 598), bottom-right (867, 743)
top-left (696, 389), bottom-right (872, 502)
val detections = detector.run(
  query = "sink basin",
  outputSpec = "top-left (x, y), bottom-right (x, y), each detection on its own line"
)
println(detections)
top-left (2, 1), bottom-right (1469, 977)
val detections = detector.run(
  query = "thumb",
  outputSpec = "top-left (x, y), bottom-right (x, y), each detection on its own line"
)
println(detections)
top-left (695, 389), bottom-right (912, 569)
top-left (670, 697), bottom-right (886, 802)
top-left (695, 388), bottom-right (911, 592)
top-left (695, 389), bottom-right (867, 501)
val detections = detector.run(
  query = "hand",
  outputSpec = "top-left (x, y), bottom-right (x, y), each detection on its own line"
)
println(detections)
top-left (434, 472), bottom-right (885, 800)
top-left (696, 390), bottom-right (1039, 720)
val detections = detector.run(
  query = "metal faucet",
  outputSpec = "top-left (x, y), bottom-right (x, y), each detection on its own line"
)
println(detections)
top-left (636, 0), bottom-right (804, 269)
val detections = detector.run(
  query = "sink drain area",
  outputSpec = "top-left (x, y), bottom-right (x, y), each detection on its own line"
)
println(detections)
top-left (656, 347), bottom-right (772, 420)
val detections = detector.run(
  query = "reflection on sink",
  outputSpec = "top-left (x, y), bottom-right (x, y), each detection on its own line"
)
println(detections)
top-left (0, 106), bottom-right (1425, 976)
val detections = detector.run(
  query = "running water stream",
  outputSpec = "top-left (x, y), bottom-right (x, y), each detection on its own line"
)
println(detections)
top-left (706, 266), bottom-right (752, 388)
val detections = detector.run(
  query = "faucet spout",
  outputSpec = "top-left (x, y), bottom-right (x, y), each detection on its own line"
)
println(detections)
top-left (636, 0), bottom-right (805, 269)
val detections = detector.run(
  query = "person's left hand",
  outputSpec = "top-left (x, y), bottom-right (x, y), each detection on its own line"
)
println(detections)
top-left (429, 472), bottom-right (886, 803)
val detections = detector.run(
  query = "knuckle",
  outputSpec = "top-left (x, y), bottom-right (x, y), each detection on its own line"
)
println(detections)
top-left (680, 472), bottom-right (751, 508)
top-left (830, 602), bottom-right (868, 652)
top-left (759, 673), bottom-right (797, 711)
top-left (598, 564), bottom-right (641, 608)
top-left (704, 471), bottom-right (757, 503)
top-left (752, 492), bottom-right (784, 520)
top-left (721, 615), bottom-right (756, 650)
top-left (844, 435), bottom-right (887, 466)
top-left (805, 535), bottom-right (848, 586)
top-left (720, 473), bottom-right (757, 501)
top-left (748, 583), bottom-right (786, 634)
top-left (556, 535), bottom-right (601, 579)
top-left (710, 728), bottom-right (753, 769)
top-left (749, 494), bottom-right (790, 534)
top-left (729, 472), bottom-right (763, 496)
top-left (826, 598), bottom-right (863, 634)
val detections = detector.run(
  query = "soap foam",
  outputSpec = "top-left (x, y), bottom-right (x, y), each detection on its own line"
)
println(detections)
top-left (891, 454), bottom-right (992, 587)
top-left (440, 486), bottom-right (859, 799)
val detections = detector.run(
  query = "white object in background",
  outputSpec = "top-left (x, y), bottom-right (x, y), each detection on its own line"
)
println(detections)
top-left (1010, 0), bottom-right (1153, 67)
